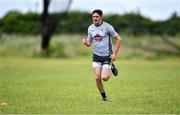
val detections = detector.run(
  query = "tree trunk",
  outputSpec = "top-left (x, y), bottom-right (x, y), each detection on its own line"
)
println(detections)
top-left (41, 0), bottom-right (73, 51)
top-left (41, 0), bottom-right (50, 51)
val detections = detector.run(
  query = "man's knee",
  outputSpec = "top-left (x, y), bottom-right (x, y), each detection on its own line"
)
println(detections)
top-left (101, 76), bottom-right (110, 81)
top-left (95, 75), bottom-right (101, 82)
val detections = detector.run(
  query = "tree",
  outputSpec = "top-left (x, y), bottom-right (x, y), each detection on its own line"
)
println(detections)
top-left (41, 0), bottom-right (72, 51)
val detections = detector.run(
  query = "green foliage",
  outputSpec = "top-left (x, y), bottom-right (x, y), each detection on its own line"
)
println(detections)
top-left (56, 11), bottom-right (91, 33)
top-left (0, 11), bottom-right (41, 34)
top-left (165, 16), bottom-right (180, 36)
top-left (0, 11), bottom-right (179, 36)
top-left (105, 13), bottom-right (152, 35)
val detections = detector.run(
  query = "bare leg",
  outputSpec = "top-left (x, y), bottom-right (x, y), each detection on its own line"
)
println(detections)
top-left (93, 67), bottom-right (104, 93)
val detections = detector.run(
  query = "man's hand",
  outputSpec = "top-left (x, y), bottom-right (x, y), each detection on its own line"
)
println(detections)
top-left (82, 37), bottom-right (87, 44)
top-left (82, 36), bottom-right (91, 47)
top-left (110, 53), bottom-right (117, 61)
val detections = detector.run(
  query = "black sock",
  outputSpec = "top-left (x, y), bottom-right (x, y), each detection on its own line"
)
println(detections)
top-left (101, 92), bottom-right (107, 98)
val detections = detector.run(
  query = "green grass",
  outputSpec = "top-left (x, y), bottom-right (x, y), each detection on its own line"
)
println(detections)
top-left (0, 34), bottom-right (180, 113)
top-left (0, 57), bottom-right (180, 114)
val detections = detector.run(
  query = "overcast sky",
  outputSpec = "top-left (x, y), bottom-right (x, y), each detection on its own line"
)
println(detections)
top-left (0, 0), bottom-right (180, 20)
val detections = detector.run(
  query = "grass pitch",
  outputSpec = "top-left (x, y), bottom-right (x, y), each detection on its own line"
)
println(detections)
top-left (0, 57), bottom-right (180, 114)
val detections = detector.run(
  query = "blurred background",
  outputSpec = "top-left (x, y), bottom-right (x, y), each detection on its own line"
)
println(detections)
top-left (1, 1), bottom-right (180, 114)
top-left (0, 0), bottom-right (180, 59)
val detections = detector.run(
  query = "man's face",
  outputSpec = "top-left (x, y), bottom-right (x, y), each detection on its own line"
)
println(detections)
top-left (92, 13), bottom-right (102, 26)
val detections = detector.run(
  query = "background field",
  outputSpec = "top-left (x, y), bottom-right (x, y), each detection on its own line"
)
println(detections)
top-left (0, 34), bottom-right (180, 114)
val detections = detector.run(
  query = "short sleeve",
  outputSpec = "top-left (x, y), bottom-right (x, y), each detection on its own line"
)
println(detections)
top-left (107, 25), bottom-right (118, 37)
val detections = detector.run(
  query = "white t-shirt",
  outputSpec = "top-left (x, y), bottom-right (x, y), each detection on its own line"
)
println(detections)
top-left (87, 21), bottom-right (118, 56)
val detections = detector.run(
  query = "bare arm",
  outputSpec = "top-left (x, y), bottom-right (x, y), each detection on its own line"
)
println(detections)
top-left (111, 34), bottom-right (122, 61)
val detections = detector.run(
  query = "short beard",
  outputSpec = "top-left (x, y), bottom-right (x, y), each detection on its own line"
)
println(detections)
top-left (94, 20), bottom-right (102, 26)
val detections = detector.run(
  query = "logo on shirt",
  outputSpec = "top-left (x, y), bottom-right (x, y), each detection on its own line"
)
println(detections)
top-left (94, 34), bottom-right (102, 41)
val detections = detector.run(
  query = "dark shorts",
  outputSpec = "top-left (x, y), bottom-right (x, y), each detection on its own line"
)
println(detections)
top-left (92, 54), bottom-right (111, 65)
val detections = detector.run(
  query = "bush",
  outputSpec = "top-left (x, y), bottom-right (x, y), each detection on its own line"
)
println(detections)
top-left (0, 11), bottom-right (180, 36)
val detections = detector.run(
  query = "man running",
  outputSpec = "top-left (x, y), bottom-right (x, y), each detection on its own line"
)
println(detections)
top-left (82, 9), bottom-right (122, 101)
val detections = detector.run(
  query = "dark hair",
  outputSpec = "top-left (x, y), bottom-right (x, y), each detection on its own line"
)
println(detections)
top-left (92, 9), bottom-right (103, 16)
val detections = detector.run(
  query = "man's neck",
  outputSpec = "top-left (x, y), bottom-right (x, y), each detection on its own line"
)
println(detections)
top-left (95, 20), bottom-right (103, 27)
